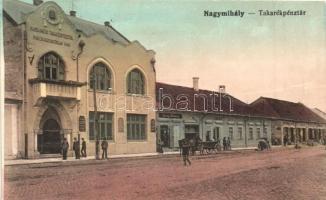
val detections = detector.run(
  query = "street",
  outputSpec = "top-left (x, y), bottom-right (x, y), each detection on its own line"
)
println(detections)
top-left (4, 147), bottom-right (326, 200)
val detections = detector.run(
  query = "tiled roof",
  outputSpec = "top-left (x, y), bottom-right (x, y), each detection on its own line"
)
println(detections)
top-left (156, 82), bottom-right (251, 116)
top-left (156, 82), bottom-right (326, 124)
top-left (250, 97), bottom-right (326, 123)
top-left (3, 0), bottom-right (34, 24)
top-left (312, 108), bottom-right (326, 120)
top-left (3, 0), bottom-right (130, 45)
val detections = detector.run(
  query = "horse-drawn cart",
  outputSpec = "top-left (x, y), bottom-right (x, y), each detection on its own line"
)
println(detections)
top-left (257, 138), bottom-right (271, 151)
top-left (200, 141), bottom-right (222, 154)
top-left (179, 139), bottom-right (222, 155)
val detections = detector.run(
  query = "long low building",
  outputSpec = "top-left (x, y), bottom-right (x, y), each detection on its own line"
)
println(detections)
top-left (156, 79), bottom-right (273, 151)
top-left (251, 97), bottom-right (326, 145)
top-left (156, 79), bottom-right (326, 151)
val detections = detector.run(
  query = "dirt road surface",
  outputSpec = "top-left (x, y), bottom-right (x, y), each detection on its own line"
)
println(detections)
top-left (4, 147), bottom-right (326, 200)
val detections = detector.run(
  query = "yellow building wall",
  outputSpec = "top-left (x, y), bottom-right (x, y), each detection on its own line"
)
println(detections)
top-left (22, 1), bottom-right (156, 157)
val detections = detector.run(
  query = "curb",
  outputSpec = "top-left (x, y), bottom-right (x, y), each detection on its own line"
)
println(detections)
top-left (6, 146), bottom-right (314, 166)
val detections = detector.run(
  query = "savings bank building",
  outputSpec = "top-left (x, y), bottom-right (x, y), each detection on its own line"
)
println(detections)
top-left (4, 0), bottom-right (157, 159)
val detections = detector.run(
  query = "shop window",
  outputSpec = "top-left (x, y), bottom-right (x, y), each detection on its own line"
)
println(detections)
top-left (127, 114), bottom-right (146, 140)
top-left (238, 127), bottom-right (243, 140)
top-left (249, 127), bottom-right (254, 140)
top-left (38, 52), bottom-right (65, 80)
top-left (229, 127), bottom-right (233, 140)
top-left (127, 69), bottom-right (145, 95)
top-left (256, 128), bottom-right (261, 139)
top-left (213, 127), bottom-right (220, 141)
top-left (89, 112), bottom-right (113, 140)
top-left (89, 62), bottom-right (111, 91)
top-left (206, 131), bottom-right (211, 141)
top-left (263, 127), bottom-right (268, 137)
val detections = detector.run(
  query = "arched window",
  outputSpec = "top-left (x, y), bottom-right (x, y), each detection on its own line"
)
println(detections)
top-left (127, 69), bottom-right (145, 95)
top-left (38, 52), bottom-right (65, 80)
top-left (89, 62), bottom-right (111, 91)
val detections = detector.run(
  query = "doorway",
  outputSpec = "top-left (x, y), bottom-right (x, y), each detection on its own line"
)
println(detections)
top-left (38, 119), bottom-right (62, 154)
top-left (290, 128), bottom-right (295, 143)
top-left (160, 125), bottom-right (170, 147)
top-left (185, 125), bottom-right (199, 140)
top-left (213, 127), bottom-right (220, 141)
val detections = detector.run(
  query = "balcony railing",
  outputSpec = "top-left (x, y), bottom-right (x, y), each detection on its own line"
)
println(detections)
top-left (29, 79), bottom-right (86, 105)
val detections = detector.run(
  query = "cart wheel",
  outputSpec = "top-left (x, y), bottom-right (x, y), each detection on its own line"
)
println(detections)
top-left (205, 149), bottom-right (209, 154)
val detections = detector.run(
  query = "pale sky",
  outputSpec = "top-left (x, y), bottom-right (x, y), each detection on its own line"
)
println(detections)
top-left (21, 0), bottom-right (326, 111)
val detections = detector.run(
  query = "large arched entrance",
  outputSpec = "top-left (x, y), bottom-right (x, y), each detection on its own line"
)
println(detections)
top-left (37, 107), bottom-right (63, 154)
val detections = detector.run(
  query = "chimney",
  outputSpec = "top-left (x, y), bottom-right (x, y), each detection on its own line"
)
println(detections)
top-left (70, 11), bottom-right (76, 17)
top-left (33, 0), bottom-right (43, 6)
top-left (219, 85), bottom-right (226, 94)
top-left (104, 21), bottom-right (111, 27)
top-left (193, 77), bottom-right (199, 91)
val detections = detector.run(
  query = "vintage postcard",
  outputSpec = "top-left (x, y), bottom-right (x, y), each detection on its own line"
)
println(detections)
top-left (1, 0), bottom-right (326, 199)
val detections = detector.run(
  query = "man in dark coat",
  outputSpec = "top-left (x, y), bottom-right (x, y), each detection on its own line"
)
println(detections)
top-left (81, 138), bottom-right (87, 157)
top-left (283, 135), bottom-right (288, 146)
top-left (72, 137), bottom-right (80, 159)
top-left (181, 139), bottom-right (191, 166)
top-left (227, 137), bottom-right (231, 150)
top-left (101, 139), bottom-right (108, 159)
top-left (223, 137), bottom-right (227, 151)
top-left (62, 138), bottom-right (69, 160)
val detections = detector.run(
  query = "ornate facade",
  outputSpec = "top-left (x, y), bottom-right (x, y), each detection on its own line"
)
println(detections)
top-left (4, 0), bottom-right (156, 159)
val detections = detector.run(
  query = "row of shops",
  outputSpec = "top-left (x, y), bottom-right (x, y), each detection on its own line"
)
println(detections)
top-left (156, 82), bottom-right (326, 151)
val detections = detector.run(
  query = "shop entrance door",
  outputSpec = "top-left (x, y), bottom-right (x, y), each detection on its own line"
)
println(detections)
top-left (185, 125), bottom-right (199, 140)
top-left (213, 127), bottom-right (220, 141)
top-left (160, 125), bottom-right (170, 147)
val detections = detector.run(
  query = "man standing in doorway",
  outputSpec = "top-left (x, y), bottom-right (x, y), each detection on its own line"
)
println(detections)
top-left (283, 134), bottom-right (288, 146)
top-left (223, 137), bottom-right (227, 151)
top-left (81, 138), bottom-right (87, 157)
top-left (73, 137), bottom-right (80, 159)
top-left (101, 139), bottom-right (108, 159)
top-left (227, 137), bottom-right (231, 150)
top-left (62, 138), bottom-right (69, 160)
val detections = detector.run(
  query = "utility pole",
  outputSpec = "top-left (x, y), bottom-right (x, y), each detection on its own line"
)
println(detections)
top-left (244, 116), bottom-right (248, 147)
top-left (76, 40), bottom-right (85, 153)
top-left (92, 68), bottom-right (100, 159)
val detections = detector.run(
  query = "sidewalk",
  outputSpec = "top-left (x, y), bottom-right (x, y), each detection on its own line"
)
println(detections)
top-left (4, 151), bottom-right (180, 166)
top-left (4, 146), bottom-right (262, 166)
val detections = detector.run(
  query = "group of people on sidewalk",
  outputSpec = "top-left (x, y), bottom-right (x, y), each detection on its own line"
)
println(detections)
top-left (61, 137), bottom-right (109, 160)
top-left (222, 137), bottom-right (232, 151)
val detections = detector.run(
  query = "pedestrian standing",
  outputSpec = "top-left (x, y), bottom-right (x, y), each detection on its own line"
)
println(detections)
top-left (223, 137), bottom-right (227, 151)
top-left (62, 138), bottom-right (69, 160)
top-left (96, 140), bottom-right (100, 159)
top-left (181, 139), bottom-right (191, 166)
top-left (227, 137), bottom-right (231, 150)
top-left (283, 135), bottom-right (288, 146)
top-left (157, 137), bottom-right (163, 154)
top-left (81, 138), bottom-right (87, 157)
top-left (72, 137), bottom-right (80, 159)
top-left (101, 139), bottom-right (108, 159)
